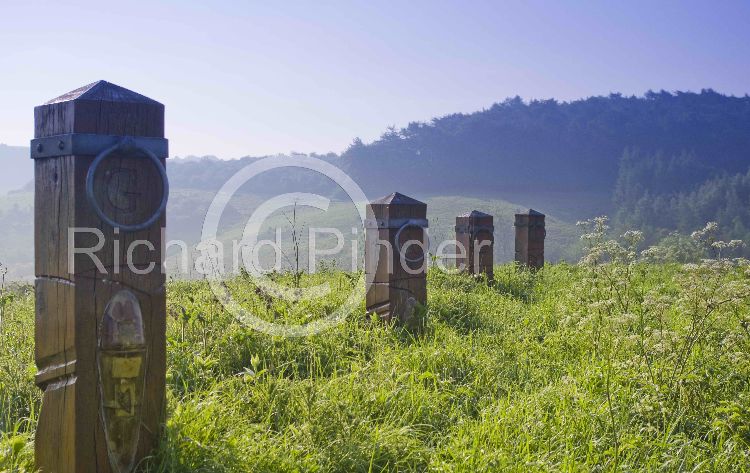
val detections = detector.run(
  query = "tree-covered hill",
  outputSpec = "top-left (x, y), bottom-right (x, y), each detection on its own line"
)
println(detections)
top-left (338, 90), bottom-right (750, 243)
top-left (166, 89), bottom-right (750, 239)
top-left (163, 90), bottom-right (749, 199)
top-left (3, 89), bottom-right (750, 276)
top-left (341, 89), bottom-right (750, 197)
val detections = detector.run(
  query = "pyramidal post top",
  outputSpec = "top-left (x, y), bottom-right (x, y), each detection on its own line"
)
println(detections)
top-left (459, 210), bottom-right (492, 218)
top-left (371, 192), bottom-right (426, 206)
top-left (517, 208), bottom-right (545, 216)
top-left (44, 80), bottom-right (162, 106)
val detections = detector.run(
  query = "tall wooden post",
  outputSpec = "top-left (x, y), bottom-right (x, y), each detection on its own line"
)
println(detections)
top-left (32, 81), bottom-right (168, 473)
top-left (365, 192), bottom-right (428, 326)
top-left (455, 210), bottom-right (494, 280)
top-left (514, 209), bottom-right (545, 269)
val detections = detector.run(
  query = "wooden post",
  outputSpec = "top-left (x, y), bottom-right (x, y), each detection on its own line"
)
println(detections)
top-left (455, 210), bottom-right (494, 280)
top-left (514, 209), bottom-right (545, 269)
top-left (32, 81), bottom-right (168, 473)
top-left (365, 192), bottom-right (428, 326)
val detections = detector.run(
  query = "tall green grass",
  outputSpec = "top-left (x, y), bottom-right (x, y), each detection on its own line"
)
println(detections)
top-left (1, 262), bottom-right (749, 472)
top-left (0, 283), bottom-right (36, 472)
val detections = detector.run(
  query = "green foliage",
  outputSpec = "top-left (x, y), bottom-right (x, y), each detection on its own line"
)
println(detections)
top-left (163, 90), bottom-right (750, 237)
top-left (341, 90), bottom-right (750, 200)
top-left (1, 253), bottom-right (750, 471)
top-left (613, 148), bottom-right (750, 250)
top-left (0, 283), bottom-right (37, 473)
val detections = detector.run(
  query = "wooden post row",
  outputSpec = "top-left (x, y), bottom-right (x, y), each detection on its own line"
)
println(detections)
top-left (455, 210), bottom-right (494, 280)
top-left (32, 81), bottom-right (168, 473)
top-left (365, 193), bottom-right (428, 326)
top-left (514, 209), bottom-right (545, 269)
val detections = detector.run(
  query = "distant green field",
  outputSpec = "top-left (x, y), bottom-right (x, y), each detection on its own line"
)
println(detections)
top-left (2, 259), bottom-right (749, 471)
top-left (164, 192), bottom-right (582, 278)
top-left (0, 189), bottom-right (584, 279)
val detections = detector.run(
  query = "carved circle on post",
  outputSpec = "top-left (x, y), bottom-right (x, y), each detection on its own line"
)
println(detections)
top-left (394, 219), bottom-right (430, 264)
top-left (85, 136), bottom-right (169, 232)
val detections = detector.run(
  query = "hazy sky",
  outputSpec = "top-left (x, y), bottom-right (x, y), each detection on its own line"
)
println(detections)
top-left (1, 0), bottom-right (749, 158)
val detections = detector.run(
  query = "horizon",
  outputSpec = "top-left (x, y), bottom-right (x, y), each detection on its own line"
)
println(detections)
top-left (2, 87), bottom-right (747, 161)
top-left (2, 0), bottom-right (750, 159)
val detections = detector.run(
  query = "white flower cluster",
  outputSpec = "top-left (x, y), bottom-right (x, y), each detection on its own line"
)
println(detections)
top-left (567, 217), bottom-right (750, 409)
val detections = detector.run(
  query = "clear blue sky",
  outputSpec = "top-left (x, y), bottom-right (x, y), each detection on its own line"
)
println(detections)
top-left (1, 0), bottom-right (748, 158)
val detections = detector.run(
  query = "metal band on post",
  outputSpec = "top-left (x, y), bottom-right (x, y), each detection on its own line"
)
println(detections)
top-left (85, 136), bottom-right (169, 232)
top-left (30, 133), bottom-right (169, 160)
top-left (455, 223), bottom-right (494, 241)
top-left (471, 229), bottom-right (494, 242)
top-left (365, 217), bottom-right (429, 229)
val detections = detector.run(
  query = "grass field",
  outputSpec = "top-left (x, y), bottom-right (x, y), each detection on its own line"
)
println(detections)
top-left (163, 193), bottom-right (581, 280)
top-left (1, 249), bottom-right (749, 471)
top-left (0, 190), bottom-right (582, 280)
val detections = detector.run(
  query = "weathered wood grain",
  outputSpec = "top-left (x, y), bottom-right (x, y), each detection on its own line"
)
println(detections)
top-left (34, 81), bottom-right (166, 473)
top-left (455, 211), bottom-right (494, 280)
top-left (365, 193), bottom-right (427, 326)
top-left (514, 209), bottom-right (545, 269)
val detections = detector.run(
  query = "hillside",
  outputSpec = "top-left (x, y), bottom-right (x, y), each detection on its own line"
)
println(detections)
top-left (165, 89), bottom-right (750, 244)
top-left (341, 90), bottom-right (750, 195)
top-left (0, 191), bottom-right (579, 280)
top-left (164, 194), bottom-right (579, 277)
top-left (2, 89), bottom-right (750, 278)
